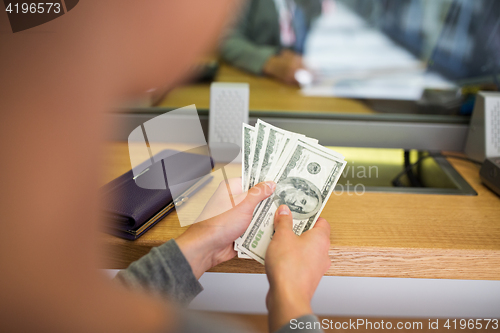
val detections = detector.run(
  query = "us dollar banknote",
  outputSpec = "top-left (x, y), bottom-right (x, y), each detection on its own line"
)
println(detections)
top-left (242, 124), bottom-right (255, 191)
top-left (246, 121), bottom-right (269, 189)
top-left (256, 121), bottom-right (291, 184)
top-left (255, 120), bottom-right (319, 185)
top-left (239, 121), bottom-right (294, 257)
top-left (235, 139), bottom-right (346, 264)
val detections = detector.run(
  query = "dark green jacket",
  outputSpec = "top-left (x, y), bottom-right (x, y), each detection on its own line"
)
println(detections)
top-left (220, 0), bottom-right (322, 74)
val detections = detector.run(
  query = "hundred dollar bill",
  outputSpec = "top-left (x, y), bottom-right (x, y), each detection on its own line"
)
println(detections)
top-left (266, 135), bottom-right (320, 182)
top-left (238, 123), bottom-right (257, 257)
top-left (300, 136), bottom-right (319, 145)
top-left (242, 124), bottom-right (255, 191)
top-left (254, 120), bottom-right (319, 184)
top-left (239, 121), bottom-right (293, 257)
top-left (265, 135), bottom-right (299, 182)
top-left (237, 250), bottom-right (252, 259)
top-left (247, 121), bottom-right (269, 189)
top-left (235, 139), bottom-right (347, 264)
top-left (255, 120), bottom-right (291, 184)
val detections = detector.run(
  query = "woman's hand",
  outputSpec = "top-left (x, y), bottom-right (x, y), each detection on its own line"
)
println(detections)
top-left (265, 205), bottom-right (331, 332)
top-left (176, 178), bottom-right (275, 279)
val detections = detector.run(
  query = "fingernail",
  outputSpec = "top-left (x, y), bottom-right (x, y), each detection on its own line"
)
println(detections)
top-left (264, 181), bottom-right (276, 192)
top-left (278, 205), bottom-right (290, 216)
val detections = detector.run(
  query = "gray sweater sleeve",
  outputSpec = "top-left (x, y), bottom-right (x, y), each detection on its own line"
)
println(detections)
top-left (115, 239), bottom-right (203, 305)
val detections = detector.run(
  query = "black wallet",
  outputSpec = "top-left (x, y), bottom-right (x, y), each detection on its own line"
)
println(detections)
top-left (101, 149), bottom-right (213, 240)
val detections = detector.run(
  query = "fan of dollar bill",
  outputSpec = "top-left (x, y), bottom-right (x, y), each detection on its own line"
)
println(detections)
top-left (234, 119), bottom-right (347, 264)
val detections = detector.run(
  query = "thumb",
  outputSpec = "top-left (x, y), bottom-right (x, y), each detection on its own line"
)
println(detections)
top-left (238, 181), bottom-right (276, 212)
top-left (274, 205), bottom-right (294, 234)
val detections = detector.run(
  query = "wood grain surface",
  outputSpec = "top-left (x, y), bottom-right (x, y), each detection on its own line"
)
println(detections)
top-left (99, 143), bottom-right (500, 280)
top-left (157, 63), bottom-right (375, 114)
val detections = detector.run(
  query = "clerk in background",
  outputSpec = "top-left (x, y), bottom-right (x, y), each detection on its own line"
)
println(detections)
top-left (220, 0), bottom-right (322, 84)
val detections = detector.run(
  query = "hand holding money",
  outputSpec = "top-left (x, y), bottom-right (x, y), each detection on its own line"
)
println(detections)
top-left (176, 179), bottom-right (275, 279)
top-left (266, 205), bottom-right (332, 332)
top-left (236, 120), bottom-right (346, 263)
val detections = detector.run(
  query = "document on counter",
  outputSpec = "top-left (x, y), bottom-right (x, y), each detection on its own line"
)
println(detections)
top-left (300, 2), bottom-right (456, 100)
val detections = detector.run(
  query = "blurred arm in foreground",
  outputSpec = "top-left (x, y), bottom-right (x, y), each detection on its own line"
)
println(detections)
top-left (0, 1), bottom-right (327, 332)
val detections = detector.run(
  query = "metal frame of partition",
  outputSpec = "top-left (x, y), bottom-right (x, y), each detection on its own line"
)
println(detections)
top-left (107, 107), bottom-right (469, 152)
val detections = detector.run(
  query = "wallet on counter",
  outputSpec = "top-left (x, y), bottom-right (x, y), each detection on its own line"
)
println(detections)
top-left (101, 149), bottom-right (213, 240)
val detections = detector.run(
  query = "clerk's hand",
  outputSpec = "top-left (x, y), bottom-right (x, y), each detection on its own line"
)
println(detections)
top-left (265, 205), bottom-right (331, 332)
top-left (176, 178), bottom-right (275, 279)
top-left (263, 49), bottom-right (305, 85)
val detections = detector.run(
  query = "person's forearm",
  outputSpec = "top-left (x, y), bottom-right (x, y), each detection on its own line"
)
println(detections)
top-left (267, 286), bottom-right (314, 332)
top-left (115, 239), bottom-right (203, 305)
top-left (175, 228), bottom-right (215, 280)
top-left (220, 35), bottom-right (278, 74)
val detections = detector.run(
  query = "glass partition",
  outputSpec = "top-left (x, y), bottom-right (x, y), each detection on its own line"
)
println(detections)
top-left (156, 0), bottom-right (498, 125)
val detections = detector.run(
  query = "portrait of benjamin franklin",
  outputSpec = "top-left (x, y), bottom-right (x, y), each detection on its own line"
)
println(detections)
top-left (273, 177), bottom-right (323, 219)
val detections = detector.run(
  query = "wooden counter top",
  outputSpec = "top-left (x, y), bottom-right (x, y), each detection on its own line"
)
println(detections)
top-left (100, 143), bottom-right (500, 280)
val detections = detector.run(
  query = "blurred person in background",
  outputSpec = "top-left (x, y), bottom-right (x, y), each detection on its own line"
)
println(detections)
top-left (0, 1), bottom-right (331, 333)
top-left (220, 0), bottom-right (323, 84)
